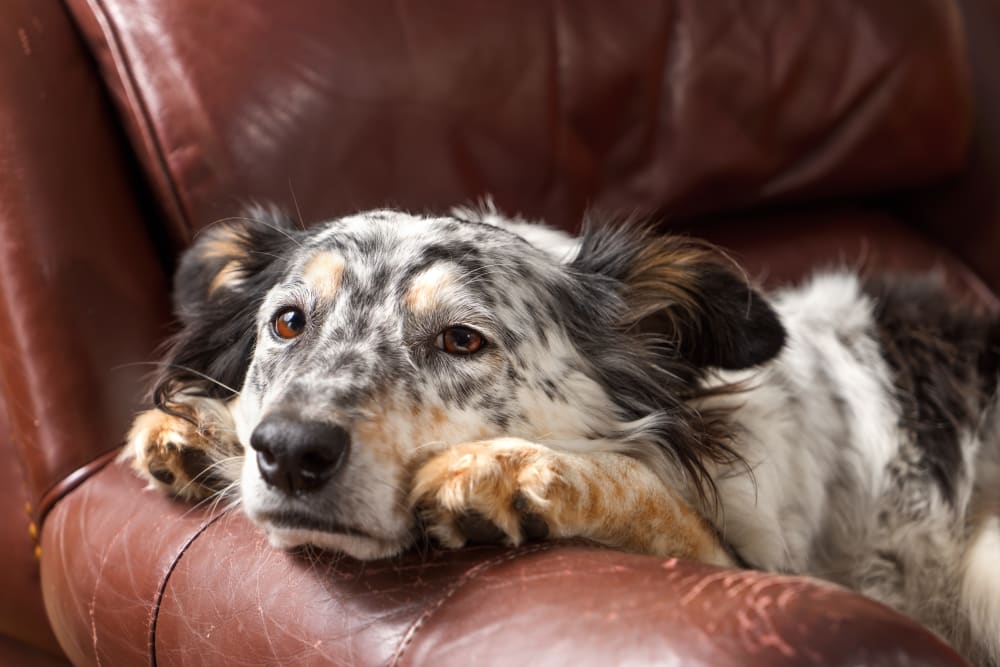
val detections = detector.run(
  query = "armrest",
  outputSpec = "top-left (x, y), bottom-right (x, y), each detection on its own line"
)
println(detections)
top-left (0, 0), bottom-right (171, 519)
top-left (42, 462), bottom-right (967, 667)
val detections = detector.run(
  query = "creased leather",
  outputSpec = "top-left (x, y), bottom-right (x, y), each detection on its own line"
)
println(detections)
top-left (9, 1), bottom-right (991, 665)
top-left (41, 464), bottom-right (223, 666)
top-left (0, 635), bottom-right (70, 667)
top-left (0, 0), bottom-right (171, 660)
top-left (396, 551), bottom-right (962, 667)
top-left (44, 460), bottom-right (968, 667)
top-left (0, 0), bottom-right (171, 515)
top-left (64, 0), bottom-right (971, 242)
top-left (695, 208), bottom-right (1000, 310)
top-left (0, 399), bottom-right (63, 655)
top-left (901, 0), bottom-right (1000, 295)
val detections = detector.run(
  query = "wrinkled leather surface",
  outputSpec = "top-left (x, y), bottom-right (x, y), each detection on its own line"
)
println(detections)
top-left (903, 0), bottom-right (1000, 294)
top-left (66, 0), bottom-right (970, 243)
top-left (0, 635), bottom-right (70, 667)
top-left (0, 0), bottom-right (171, 514)
top-left (42, 463), bottom-right (226, 666)
top-left (0, 0), bottom-right (170, 658)
top-left (394, 549), bottom-right (954, 667)
top-left (42, 214), bottom-right (978, 667)
top-left (697, 207), bottom-right (999, 309)
top-left (0, 400), bottom-right (62, 656)
top-left (3, 0), bottom-right (989, 665)
top-left (45, 460), bottom-right (967, 667)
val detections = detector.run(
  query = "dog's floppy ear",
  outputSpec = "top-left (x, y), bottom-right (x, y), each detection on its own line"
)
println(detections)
top-left (154, 209), bottom-right (299, 411)
top-left (572, 224), bottom-right (785, 372)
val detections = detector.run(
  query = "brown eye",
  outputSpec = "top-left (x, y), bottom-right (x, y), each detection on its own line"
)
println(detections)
top-left (436, 326), bottom-right (485, 355)
top-left (272, 307), bottom-right (307, 340)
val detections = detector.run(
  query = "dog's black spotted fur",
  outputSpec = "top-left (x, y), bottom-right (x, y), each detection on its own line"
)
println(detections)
top-left (129, 208), bottom-right (1000, 666)
top-left (154, 215), bottom-right (299, 416)
top-left (866, 275), bottom-right (1000, 503)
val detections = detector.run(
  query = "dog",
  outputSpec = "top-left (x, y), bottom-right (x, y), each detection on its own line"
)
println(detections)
top-left (125, 205), bottom-right (1000, 665)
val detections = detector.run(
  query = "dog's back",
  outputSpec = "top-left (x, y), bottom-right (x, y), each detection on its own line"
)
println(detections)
top-left (704, 271), bottom-right (1000, 665)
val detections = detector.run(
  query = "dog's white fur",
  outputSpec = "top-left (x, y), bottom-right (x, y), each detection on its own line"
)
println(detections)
top-left (465, 214), bottom-right (1000, 664)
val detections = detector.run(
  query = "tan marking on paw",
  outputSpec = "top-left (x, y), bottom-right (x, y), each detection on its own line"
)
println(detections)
top-left (411, 439), bottom-right (733, 566)
top-left (124, 408), bottom-right (227, 500)
top-left (410, 439), bottom-right (562, 548)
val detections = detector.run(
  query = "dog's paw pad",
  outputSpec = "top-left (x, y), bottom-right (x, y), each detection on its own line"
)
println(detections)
top-left (513, 493), bottom-right (550, 541)
top-left (455, 511), bottom-right (508, 545)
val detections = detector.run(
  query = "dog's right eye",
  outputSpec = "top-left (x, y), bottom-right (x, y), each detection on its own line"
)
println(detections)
top-left (272, 307), bottom-right (307, 340)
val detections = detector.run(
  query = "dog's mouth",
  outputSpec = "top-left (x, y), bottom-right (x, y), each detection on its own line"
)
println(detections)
top-left (253, 510), bottom-right (409, 560)
top-left (256, 510), bottom-right (372, 539)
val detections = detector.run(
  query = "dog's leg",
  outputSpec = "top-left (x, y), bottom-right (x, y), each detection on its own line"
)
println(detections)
top-left (411, 438), bottom-right (733, 566)
top-left (123, 396), bottom-right (242, 500)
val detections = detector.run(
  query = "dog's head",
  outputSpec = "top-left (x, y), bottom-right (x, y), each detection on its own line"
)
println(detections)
top-left (157, 208), bottom-right (784, 558)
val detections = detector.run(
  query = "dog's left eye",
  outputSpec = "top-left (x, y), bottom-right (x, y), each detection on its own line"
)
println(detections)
top-left (436, 326), bottom-right (485, 355)
top-left (272, 307), bottom-right (307, 340)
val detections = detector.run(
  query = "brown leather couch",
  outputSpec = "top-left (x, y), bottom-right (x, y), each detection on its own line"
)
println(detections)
top-left (3, 1), bottom-right (999, 665)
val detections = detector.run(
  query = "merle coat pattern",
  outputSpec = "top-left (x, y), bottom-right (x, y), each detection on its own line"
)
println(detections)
top-left (126, 207), bottom-right (1000, 666)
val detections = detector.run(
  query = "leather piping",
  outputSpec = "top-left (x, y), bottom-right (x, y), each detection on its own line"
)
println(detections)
top-left (148, 510), bottom-right (232, 667)
top-left (36, 448), bottom-right (120, 528)
top-left (388, 541), bottom-right (563, 667)
top-left (82, 0), bottom-right (194, 238)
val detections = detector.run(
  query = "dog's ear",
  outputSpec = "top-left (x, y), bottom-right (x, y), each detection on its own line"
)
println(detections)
top-left (154, 209), bottom-right (299, 410)
top-left (571, 224), bottom-right (785, 372)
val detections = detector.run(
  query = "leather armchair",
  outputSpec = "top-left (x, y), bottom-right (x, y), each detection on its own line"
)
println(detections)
top-left (3, 1), bottom-right (998, 664)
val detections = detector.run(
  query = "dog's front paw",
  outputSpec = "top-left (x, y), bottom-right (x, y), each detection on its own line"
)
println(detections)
top-left (123, 408), bottom-right (233, 500)
top-left (411, 438), bottom-right (562, 548)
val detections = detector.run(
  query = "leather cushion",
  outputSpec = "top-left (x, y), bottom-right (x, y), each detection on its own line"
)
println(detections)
top-left (67, 0), bottom-right (971, 243)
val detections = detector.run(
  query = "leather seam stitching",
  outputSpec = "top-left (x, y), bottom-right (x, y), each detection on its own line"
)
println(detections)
top-left (148, 510), bottom-right (231, 667)
top-left (36, 447), bottom-right (120, 529)
top-left (82, 0), bottom-right (195, 238)
top-left (387, 542), bottom-right (560, 667)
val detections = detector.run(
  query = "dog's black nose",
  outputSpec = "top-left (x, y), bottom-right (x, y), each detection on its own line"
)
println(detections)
top-left (249, 415), bottom-right (350, 494)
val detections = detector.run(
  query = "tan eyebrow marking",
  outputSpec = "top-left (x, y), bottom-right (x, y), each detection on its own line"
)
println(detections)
top-left (303, 251), bottom-right (346, 300)
top-left (405, 264), bottom-right (457, 313)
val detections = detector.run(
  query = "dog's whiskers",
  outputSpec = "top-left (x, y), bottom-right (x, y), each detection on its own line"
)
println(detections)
top-left (210, 215), bottom-right (304, 248)
top-left (287, 178), bottom-right (307, 231)
top-left (116, 361), bottom-right (242, 396)
top-left (184, 476), bottom-right (244, 519)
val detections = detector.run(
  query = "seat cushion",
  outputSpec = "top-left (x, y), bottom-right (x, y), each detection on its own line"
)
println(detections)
top-left (43, 462), bottom-right (966, 667)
